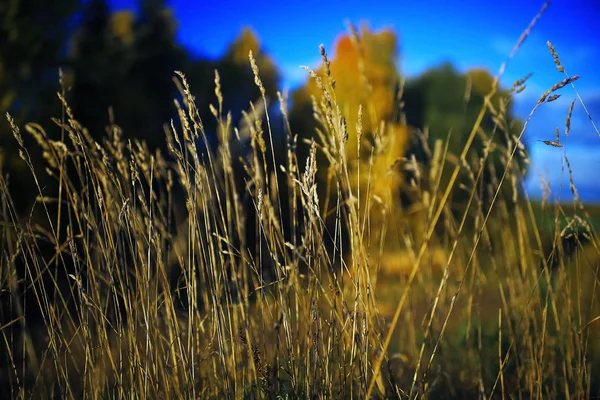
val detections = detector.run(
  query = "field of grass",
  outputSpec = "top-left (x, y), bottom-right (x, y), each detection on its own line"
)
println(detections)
top-left (1, 8), bottom-right (600, 400)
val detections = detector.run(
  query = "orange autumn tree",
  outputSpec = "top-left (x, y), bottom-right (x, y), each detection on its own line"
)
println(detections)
top-left (290, 25), bottom-right (413, 270)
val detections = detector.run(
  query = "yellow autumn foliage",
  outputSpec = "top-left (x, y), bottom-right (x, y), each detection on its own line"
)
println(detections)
top-left (293, 25), bottom-right (415, 269)
top-left (303, 26), bottom-right (401, 163)
top-left (110, 11), bottom-right (135, 44)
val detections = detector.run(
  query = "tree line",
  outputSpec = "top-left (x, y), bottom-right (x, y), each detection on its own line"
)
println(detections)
top-left (0, 0), bottom-right (525, 223)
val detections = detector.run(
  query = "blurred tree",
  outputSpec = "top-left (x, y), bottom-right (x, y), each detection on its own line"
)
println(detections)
top-left (70, 11), bottom-right (280, 154)
top-left (68, 0), bottom-right (187, 151)
top-left (291, 25), bottom-right (404, 166)
top-left (186, 27), bottom-right (280, 140)
top-left (167, 27), bottom-right (283, 296)
top-left (0, 0), bottom-right (80, 119)
top-left (402, 62), bottom-right (526, 213)
top-left (0, 0), bottom-right (81, 213)
top-left (289, 25), bottom-right (412, 266)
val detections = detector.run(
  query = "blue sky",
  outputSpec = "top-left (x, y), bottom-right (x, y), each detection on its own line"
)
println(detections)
top-left (110, 0), bottom-right (600, 203)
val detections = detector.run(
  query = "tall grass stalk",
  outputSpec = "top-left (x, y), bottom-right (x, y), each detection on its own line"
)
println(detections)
top-left (1, 5), bottom-right (599, 398)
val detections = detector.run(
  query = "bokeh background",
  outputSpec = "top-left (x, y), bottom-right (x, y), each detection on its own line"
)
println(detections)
top-left (110, 0), bottom-right (600, 201)
top-left (1, 0), bottom-right (598, 213)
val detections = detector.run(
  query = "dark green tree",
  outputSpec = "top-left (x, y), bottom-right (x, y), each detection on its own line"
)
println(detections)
top-left (68, 0), bottom-right (187, 151)
top-left (402, 62), bottom-right (526, 212)
top-left (0, 0), bottom-right (81, 214)
top-left (0, 0), bottom-right (80, 119)
top-left (185, 27), bottom-right (280, 140)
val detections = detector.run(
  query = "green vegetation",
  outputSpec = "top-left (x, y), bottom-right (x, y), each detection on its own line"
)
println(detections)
top-left (1, 0), bottom-right (599, 398)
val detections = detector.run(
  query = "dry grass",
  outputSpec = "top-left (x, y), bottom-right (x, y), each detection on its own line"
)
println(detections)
top-left (1, 3), bottom-right (600, 399)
